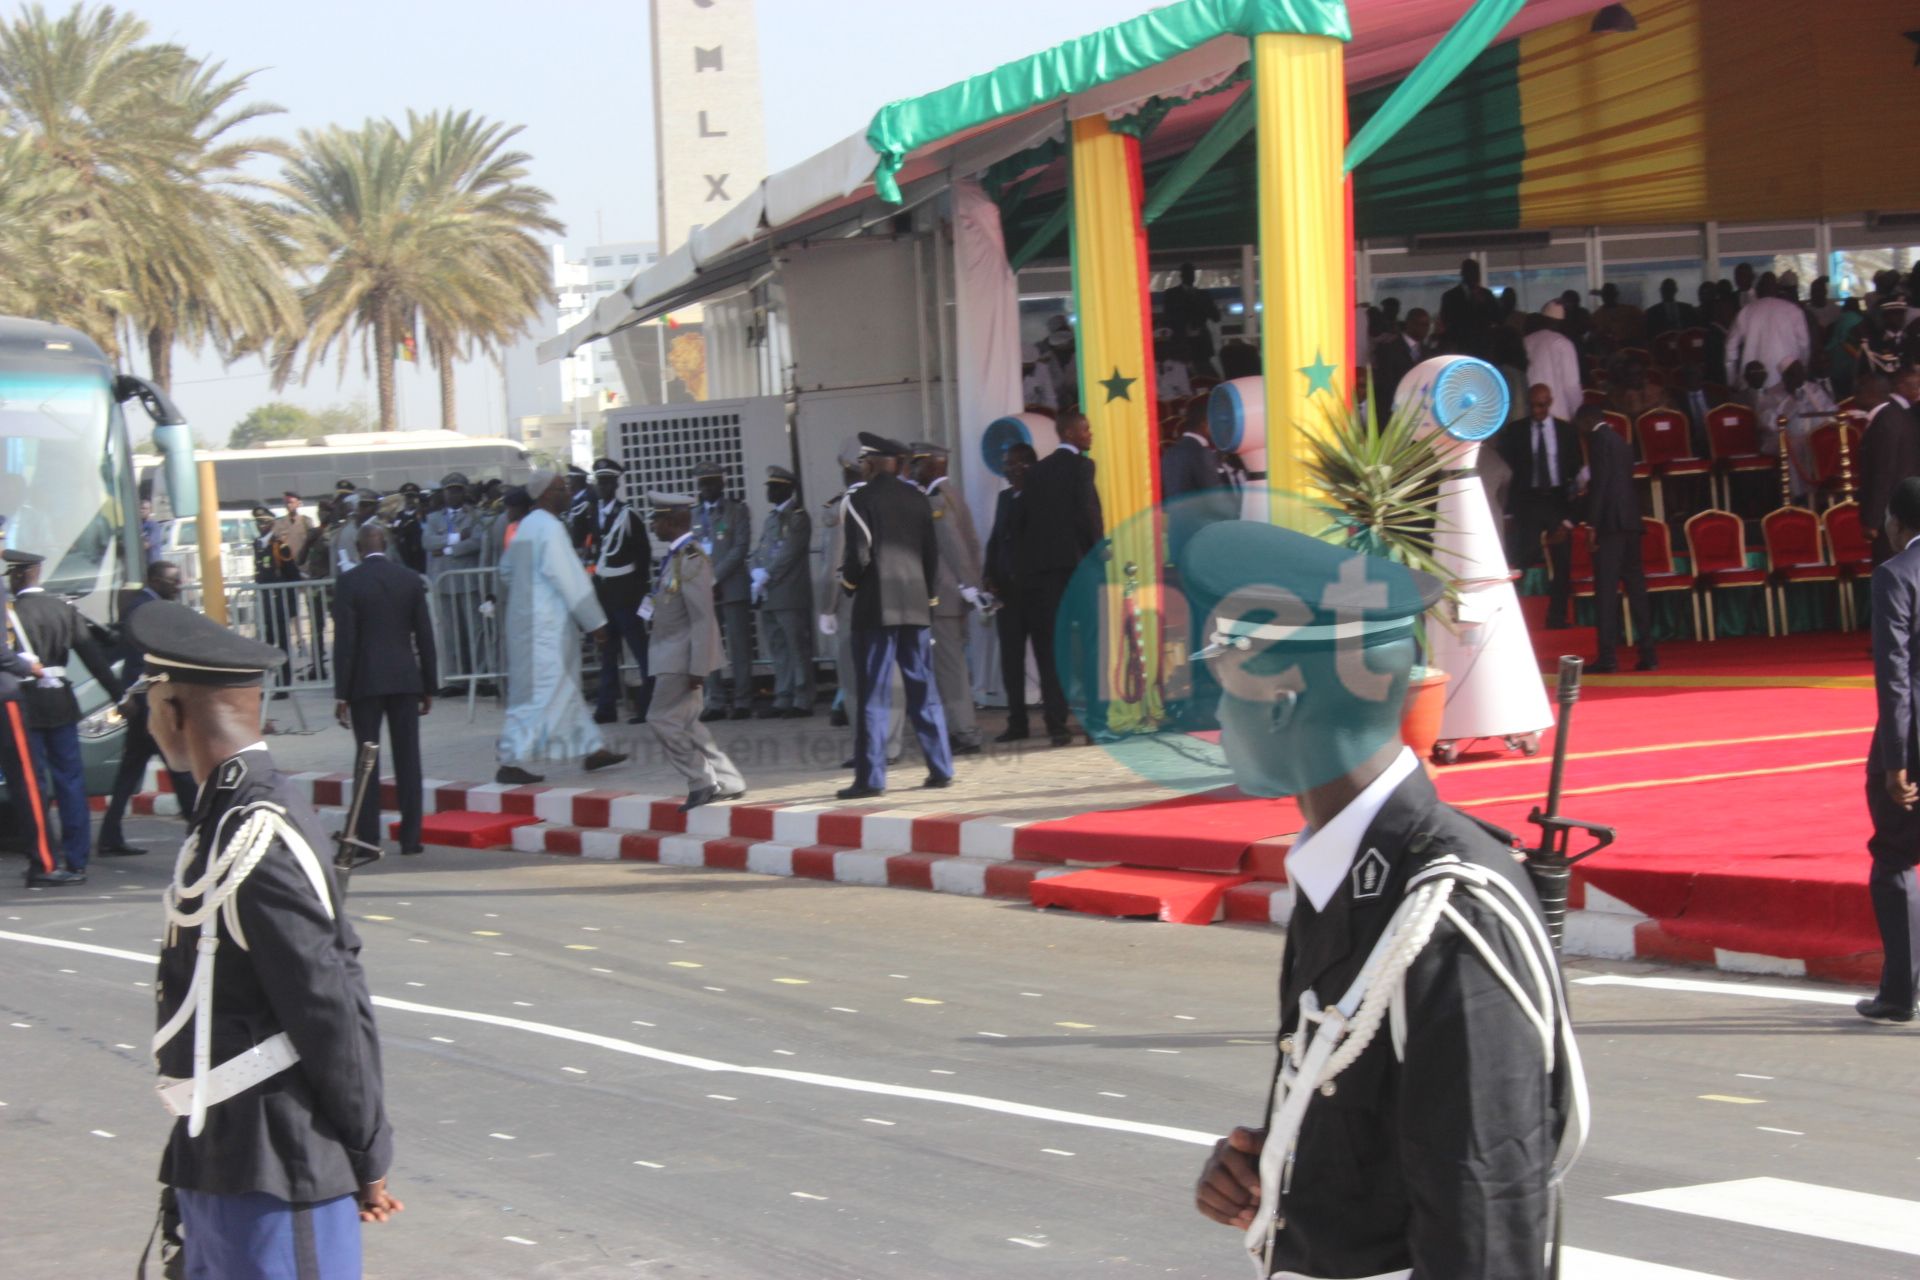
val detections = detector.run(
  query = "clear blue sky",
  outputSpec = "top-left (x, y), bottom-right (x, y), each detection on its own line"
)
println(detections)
top-left (129, 0), bottom-right (1139, 442)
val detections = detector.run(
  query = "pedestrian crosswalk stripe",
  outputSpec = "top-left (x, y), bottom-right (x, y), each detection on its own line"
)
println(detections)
top-left (1560, 1246), bottom-right (1735, 1279)
top-left (1612, 1177), bottom-right (1920, 1257)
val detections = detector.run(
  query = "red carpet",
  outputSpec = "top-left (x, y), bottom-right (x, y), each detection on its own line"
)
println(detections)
top-left (411, 810), bottom-right (539, 849)
top-left (1030, 866), bottom-right (1254, 924)
top-left (1022, 627), bottom-right (1884, 967)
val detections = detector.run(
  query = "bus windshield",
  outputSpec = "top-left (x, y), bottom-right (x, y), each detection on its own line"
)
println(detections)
top-left (0, 368), bottom-right (136, 615)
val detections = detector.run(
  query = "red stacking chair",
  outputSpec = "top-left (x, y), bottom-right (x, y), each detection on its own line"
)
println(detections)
top-left (1704, 403), bottom-right (1773, 510)
top-left (1637, 408), bottom-right (1711, 522)
top-left (1822, 501), bottom-right (1872, 630)
top-left (1556, 524), bottom-right (1639, 645)
top-left (1652, 330), bottom-right (1684, 369)
top-left (1583, 387), bottom-right (1611, 408)
top-left (1804, 419), bottom-right (1861, 510)
top-left (1760, 506), bottom-right (1843, 635)
top-left (1641, 517), bottom-right (1701, 638)
top-left (1680, 328), bottom-right (1710, 367)
top-left (1685, 509), bottom-right (1772, 640)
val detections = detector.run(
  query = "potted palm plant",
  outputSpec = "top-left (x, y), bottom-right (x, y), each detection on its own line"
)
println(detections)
top-left (1299, 379), bottom-right (1461, 764)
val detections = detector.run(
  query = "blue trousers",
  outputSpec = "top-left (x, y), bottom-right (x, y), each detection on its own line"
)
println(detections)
top-left (177, 1189), bottom-right (361, 1280)
top-left (28, 722), bottom-right (89, 873)
top-left (595, 598), bottom-right (653, 719)
top-left (852, 625), bottom-right (952, 790)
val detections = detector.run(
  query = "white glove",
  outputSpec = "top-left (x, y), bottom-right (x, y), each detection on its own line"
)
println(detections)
top-left (478, 599), bottom-right (496, 619)
top-left (960, 585), bottom-right (981, 607)
top-left (818, 612), bottom-right (838, 637)
top-left (446, 530), bottom-right (460, 546)
top-left (750, 567), bottom-right (769, 603)
top-left (639, 598), bottom-right (656, 623)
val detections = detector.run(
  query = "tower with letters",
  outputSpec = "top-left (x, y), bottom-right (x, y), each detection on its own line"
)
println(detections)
top-left (650, 0), bottom-right (768, 255)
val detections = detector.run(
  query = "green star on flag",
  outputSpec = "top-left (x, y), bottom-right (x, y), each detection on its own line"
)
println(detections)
top-left (1099, 367), bottom-right (1137, 403)
top-left (1299, 349), bottom-right (1338, 398)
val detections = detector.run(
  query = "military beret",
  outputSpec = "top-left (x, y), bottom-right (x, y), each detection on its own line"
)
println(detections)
top-left (647, 492), bottom-right (695, 510)
top-left (440, 471), bottom-right (470, 488)
top-left (856, 432), bottom-right (909, 458)
top-left (766, 465), bottom-right (796, 483)
top-left (3, 548), bottom-right (44, 567)
top-left (909, 441), bottom-right (948, 460)
top-left (128, 600), bottom-right (285, 688)
top-left (692, 459), bottom-right (725, 479)
top-left (1181, 522), bottom-right (1443, 659)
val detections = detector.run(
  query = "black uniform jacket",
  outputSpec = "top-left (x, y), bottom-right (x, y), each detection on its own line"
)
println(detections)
top-left (1264, 766), bottom-right (1566, 1279)
top-left (590, 500), bottom-right (652, 613)
top-left (156, 747), bottom-right (393, 1202)
top-left (1011, 446), bottom-right (1103, 579)
top-left (333, 554), bottom-right (437, 701)
top-left (839, 471), bottom-right (939, 630)
top-left (9, 588), bottom-right (122, 728)
top-left (1583, 424), bottom-right (1641, 535)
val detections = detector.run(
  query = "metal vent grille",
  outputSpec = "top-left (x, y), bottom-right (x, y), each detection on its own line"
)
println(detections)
top-left (612, 408), bottom-right (746, 508)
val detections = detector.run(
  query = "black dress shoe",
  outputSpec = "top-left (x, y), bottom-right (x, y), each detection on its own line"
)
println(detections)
top-left (782, 707), bottom-right (813, 719)
top-left (97, 842), bottom-right (147, 857)
top-left (729, 707), bottom-right (752, 721)
top-left (626, 711), bottom-right (648, 725)
top-left (921, 773), bottom-right (954, 790)
top-left (583, 749), bottom-right (629, 772)
top-left (401, 846), bottom-right (425, 857)
top-left (1635, 655), bottom-right (1660, 672)
top-left (1588, 661), bottom-right (1619, 674)
top-left (1049, 733), bottom-right (1074, 748)
top-left (1855, 997), bottom-right (1914, 1023)
top-left (949, 741), bottom-right (983, 756)
top-left (26, 868), bottom-right (85, 886)
top-left (994, 727), bottom-right (1029, 743)
top-left (829, 706), bottom-right (849, 727)
top-left (699, 707), bottom-right (727, 722)
top-left (592, 709), bottom-right (618, 725)
top-left (495, 765), bottom-right (545, 785)
top-left (837, 783), bottom-right (885, 800)
top-left (681, 785), bottom-right (717, 812)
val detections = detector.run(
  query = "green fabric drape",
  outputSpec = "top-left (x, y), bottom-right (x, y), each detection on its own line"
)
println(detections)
top-left (1343, 0), bottom-right (1525, 174)
top-left (1142, 86), bottom-right (1257, 225)
top-left (866, 0), bottom-right (1350, 202)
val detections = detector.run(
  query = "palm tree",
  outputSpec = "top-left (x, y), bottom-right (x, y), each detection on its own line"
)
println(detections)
top-left (0, 4), bottom-right (296, 387)
top-left (406, 110), bottom-right (561, 432)
top-left (0, 126), bottom-right (116, 337)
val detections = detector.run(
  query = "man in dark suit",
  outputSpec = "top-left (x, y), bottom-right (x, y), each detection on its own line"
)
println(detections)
top-left (1578, 404), bottom-right (1656, 673)
top-left (1161, 398), bottom-right (1238, 564)
top-left (332, 523), bottom-right (437, 856)
top-left (1012, 410), bottom-right (1105, 746)
top-left (1371, 308), bottom-right (1431, 410)
top-left (1501, 384), bottom-right (1582, 628)
top-left (1864, 476), bottom-right (1920, 1024)
top-left (984, 442), bottom-right (1037, 742)
top-left (1859, 369), bottom-right (1920, 564)
top-left (586, 457), bottom-right (653, 725)
top-left (1439, 260), bottom-right (1496, 357)
top-left (837, 433), bottom-right (952, 799)
top-left (98, 559), bottom-right (196, 857)
top-left (1645, 277), bottom-right (1694, 340)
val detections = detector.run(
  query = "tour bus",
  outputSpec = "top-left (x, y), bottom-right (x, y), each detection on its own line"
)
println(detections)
top-left (0, 316), bottom-right (200, 793)
top-left (142, 431), bottom-right (531, 516)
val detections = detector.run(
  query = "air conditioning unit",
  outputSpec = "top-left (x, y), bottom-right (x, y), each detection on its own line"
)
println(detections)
top-left (1409, 230), bottom-right (1554, 252)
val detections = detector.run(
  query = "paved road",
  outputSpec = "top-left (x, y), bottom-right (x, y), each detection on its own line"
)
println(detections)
top-left (3, 819), bottom-right (1916, 1278)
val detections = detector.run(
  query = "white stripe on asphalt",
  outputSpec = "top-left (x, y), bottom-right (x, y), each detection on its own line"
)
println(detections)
top-left (0, 928), bottom-right (1217, 1148)
top-left (1611, 1178), bottom-right (1920, 1257)
top-left (1572, 974), bottom-right (1859, 1006)
top-left (1559, 1246), bottom-right (1735, 1279)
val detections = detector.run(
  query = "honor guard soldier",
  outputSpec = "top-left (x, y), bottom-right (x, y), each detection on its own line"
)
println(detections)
top-left (692, 459), bottom-right (755, 720)
top-left (837, 433), bottom-right (953, 800)
top-left (910, 441), bottom-right (986, 754)
top-left (6, 548), bottom-right (122, 885)
top-left (1184, 521), bottom-right (1584, 1279)
top-left (565, 463), bottom-right (594, 557)
top-left (642, 494), bottom-right (745, 810)
top-left (817, 440), bottom-right (906, 756)
top-left (132, 600), bottom-right (400, 1277)
top-left (749, 464), bottom-right (814, 718)
top-left (587, 457), bottom-right (654, 726)
top-left (389, 482), bottom-right (428, 574)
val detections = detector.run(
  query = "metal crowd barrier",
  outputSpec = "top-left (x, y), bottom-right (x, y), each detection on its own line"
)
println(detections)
top-left (427, 566), bottom-right (506, 719)
top-left (180, 577), bottom-right (338, 731)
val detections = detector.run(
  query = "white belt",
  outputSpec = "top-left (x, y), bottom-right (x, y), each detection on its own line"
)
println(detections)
top-left (597, 563), bottom-right (637, 578)
top-left (157, 1031), bottom-right (299, 1117)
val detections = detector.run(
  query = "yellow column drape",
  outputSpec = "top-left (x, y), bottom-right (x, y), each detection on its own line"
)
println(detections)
top-left (1254, 32), bottom-right (1349, 529)
top-left (1068, 115), bottom-right (1162, 734)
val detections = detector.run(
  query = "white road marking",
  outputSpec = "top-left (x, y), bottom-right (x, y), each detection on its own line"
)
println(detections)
top-left (774, 1049), bottom-right (796, 1056)
top-left (790, 1191), bottom-right (827, 1200)
top-left (10, 1022), bottom-right (30, 1028)
top-left (1008, 1237), bottom-right (1047, 1249)
top-left (591, 968), bottom-right (612, 974)
top-left (489, 1132), bottom-right (516, 1140)
top-left (1612, 1177), bottom-right (1920, 1256)
top-left (493, 952), bottom-right (514, 957)
top-left (862, 1118), bottom-right (895, 1126)
top-left (977, 1031), bottom-right (1006, 1038)
top-left (406, 982), bottom-right (425, 988)
top-left (58, 968), bottom-right (75, 974)
top-left (707, 1094), bottom-right (738, 1102)
top-left (703, 986), bottom-right (727, 993)
top-left (1558, 1246), bottom-right (1737, 1279)
top-left (502, 1236), bottom-right (537, 1246)
top-left (1573, 974), bottom-right (1858, 1006)
top-left (1735, 1073), bottom-right (1774, 1080)
top-left (0, 930), bottom-right (1224, 1150)
top-left (562, 1067), bottom-right (587, 1075)
top-left (889, 974), bottom-right (909, 979)
top-left (1020, 992), bottom-right (1041, 998)
top-left (114, 1043), bottom-right (134, 1050)
top-left (830, 1006), bottom-right (859, 1014)
top-left (513, 1001), bottom-right (533, 1007)
top-left (431, 1036), bottom-right (455, 1044)
top-left (930, 1069), bottom-right (954, 1075)
top-left (1148, 1048), bottom-right (1180, 1055)
top-left (632, 1160), bottom-right (664, 1169)
top-left (1757, 1126), bottom-right (1804, 1136)
top-left (91, 1129), bottom-right (114, 1138)
top-left (632, 1021), bottom-right (655, 1028)
top-left (1099, 1091), bottom-right (1126, 1098)
top-left (1041, 1148), bottom-right (1075, 1156)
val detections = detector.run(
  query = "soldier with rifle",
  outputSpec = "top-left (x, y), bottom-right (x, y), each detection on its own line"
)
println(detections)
top-left (129, 600), bottom-right (400, 1277)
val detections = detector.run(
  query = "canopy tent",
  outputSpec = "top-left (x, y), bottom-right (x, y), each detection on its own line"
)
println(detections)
top-left (539, 0), bottom-right (1612, 362)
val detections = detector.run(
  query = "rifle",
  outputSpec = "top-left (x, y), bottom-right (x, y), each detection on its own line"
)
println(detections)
top-left (1525, 656), bottom-right (1618, 952)
top-left (332, 741), bottom-right (383, 879)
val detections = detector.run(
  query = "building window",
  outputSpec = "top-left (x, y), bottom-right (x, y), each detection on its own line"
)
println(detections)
top-left (621, 254), bottom-right (640, 265)
top-left (646, 253), bottom-right (658, 263)
top-left (593, 256), bottom-right (612, 267)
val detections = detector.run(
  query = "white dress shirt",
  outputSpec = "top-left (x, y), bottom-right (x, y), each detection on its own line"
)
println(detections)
top-left (1724, 296), bottom-right (1812, 388)
top-left (1284, 749), bottom-right (1420, 912)
top-left (1523, 328), bottom-right (1583, 424)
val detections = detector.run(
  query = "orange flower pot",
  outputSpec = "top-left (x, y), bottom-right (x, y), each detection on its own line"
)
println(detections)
top-left (1400, 667), bottom-right (1451, 767)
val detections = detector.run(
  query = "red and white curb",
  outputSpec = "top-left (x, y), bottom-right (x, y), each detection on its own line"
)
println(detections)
top-left (113, 769), bottom-right (1879, 983)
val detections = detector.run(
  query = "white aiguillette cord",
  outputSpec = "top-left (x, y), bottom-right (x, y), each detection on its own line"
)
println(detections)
top-left (154, 801), bottom-right (335, 1136)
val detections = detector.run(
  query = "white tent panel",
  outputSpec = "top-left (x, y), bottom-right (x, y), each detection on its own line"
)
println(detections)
top-left (764, 130), bottom-right (882, 229)
top-left (691, 187), bottom-right (768, 269)
top-left (782, 238), bottom-right (926, 393)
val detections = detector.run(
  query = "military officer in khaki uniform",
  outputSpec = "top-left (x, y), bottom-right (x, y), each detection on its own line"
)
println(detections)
top-left (911, 442), bottom-right (985, 754)
top-left (748, 464), bottom-right (814, 718)
top-left (644, 493), bottom-right (746, 811)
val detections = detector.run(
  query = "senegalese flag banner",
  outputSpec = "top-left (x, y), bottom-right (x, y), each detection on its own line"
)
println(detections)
top-left (1352, 0), bottom-right (1920, 237)
top-left (1068, 115), bottom-right (1163, 735)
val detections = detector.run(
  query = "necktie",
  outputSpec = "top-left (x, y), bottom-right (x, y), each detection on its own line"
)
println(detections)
top-left (1534, 422), bottom-right (1551, 489)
